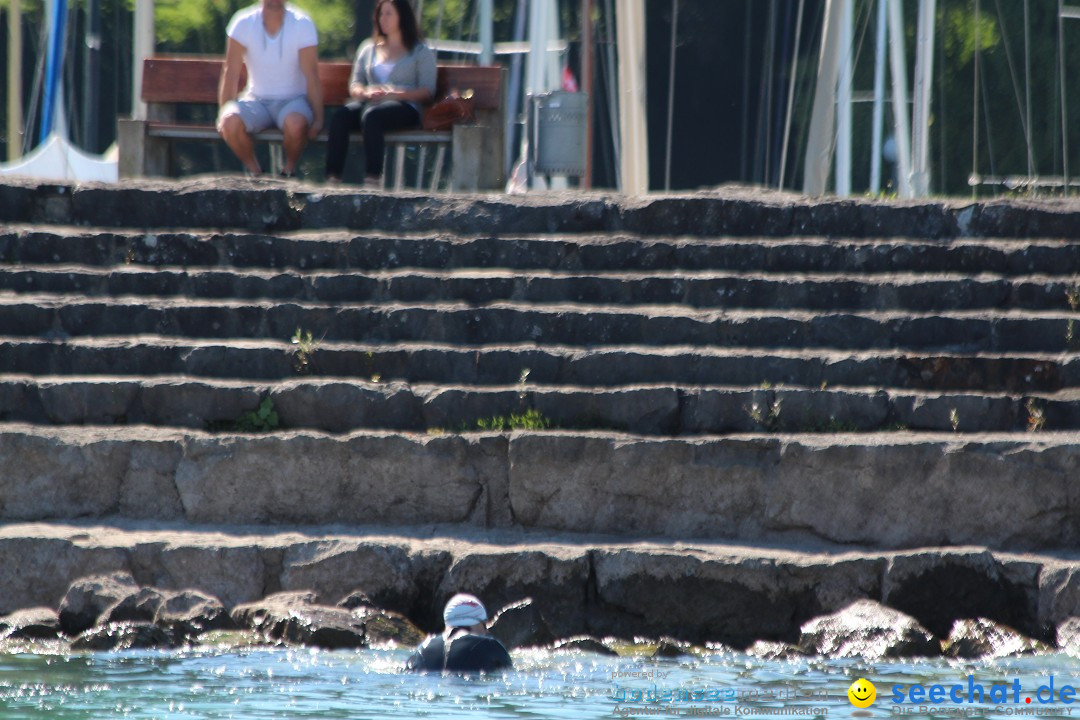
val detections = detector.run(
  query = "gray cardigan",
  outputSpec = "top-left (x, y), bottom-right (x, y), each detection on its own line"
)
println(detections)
top-left (351, 39), bottom-right (437, 115)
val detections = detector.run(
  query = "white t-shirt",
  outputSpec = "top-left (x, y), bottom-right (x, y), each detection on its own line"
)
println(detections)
top-left (226, 4), bottom-right (318, 100)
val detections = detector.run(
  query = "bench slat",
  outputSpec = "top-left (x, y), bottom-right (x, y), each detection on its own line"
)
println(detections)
top-left (145, 122), bottom-right (451, 144)
top-left (142, 56), bottom-right (501, 111)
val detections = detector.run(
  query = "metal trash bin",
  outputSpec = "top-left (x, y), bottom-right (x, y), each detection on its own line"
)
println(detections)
top-left (532, 91), bottom-right (588, 176)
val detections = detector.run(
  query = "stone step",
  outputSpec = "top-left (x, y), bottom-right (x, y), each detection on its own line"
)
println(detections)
top-left (0, 519), bottom-right (1073, 646)
top-left (1, 295), bottom-right (1075, 352)
top-left (0, 375), bottom-right (1077, 434)
top-left (2, 336), bottom-right (1076, 392)
top-left (0, 423), bottom-right (1074, 551)
top-left (2, 264), bottom-right (1077, 312)
top-left (7, 178), bottom-right (1080, 239)
top-left (4, 225), bottom-right (1080, 276)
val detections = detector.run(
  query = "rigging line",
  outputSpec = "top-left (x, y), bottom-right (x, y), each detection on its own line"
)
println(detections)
top-left (1024, 0), bottom-right (1033, 177)
top-left (771, 0), bottom-right (795, 187)
top-left (972, 0), bottom-right (980, 194)
top-left (739, 1), bottom-right (752, 181)
top-left (24, 3), bottom-right (49, 154)
top-left (991, 0), bottom-right (1033, 166)
top-left (789, 0), bottom-right (827, 191)
top-left (979, 38), bottom-right (999, 178)
top-left (464, 0), bottom-right (479, 64)
top-left (603, 0), bottom-right (620, 189)
top-left (1059, 0), bottom-right (1069, 186)
top-left (663, 0), bottom-right (678, 191)
top-left (755, 0), bottom-right (777, 185)
top-left (778, 0), bottom-right (805, 190)
top-left (433, 0), bottom-right (445, 45)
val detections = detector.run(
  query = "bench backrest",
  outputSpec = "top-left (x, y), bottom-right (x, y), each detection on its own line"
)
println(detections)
top-left (141, 56), bottom-right (502, 110)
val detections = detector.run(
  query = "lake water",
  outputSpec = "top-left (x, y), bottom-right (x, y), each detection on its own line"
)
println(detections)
top-left (0, 646), bottom-right (1077, 719)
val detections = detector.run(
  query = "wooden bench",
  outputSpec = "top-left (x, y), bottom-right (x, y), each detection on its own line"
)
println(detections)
top-left (117, 55), bottom-right (505, 190)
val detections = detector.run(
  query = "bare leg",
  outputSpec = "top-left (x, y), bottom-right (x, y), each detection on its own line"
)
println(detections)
top-left (281, 113), bottom-right (309, 174)
top-left (219, 115), bottom-right (261, 174)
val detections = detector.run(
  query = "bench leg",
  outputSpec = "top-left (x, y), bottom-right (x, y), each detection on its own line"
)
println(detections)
top-left (451, 125), bottom-right (486, 192)
top-left (393, 145), bottom-right (406, 190)
top-left (430, 145), bottom-right (447, 192)
top-left (416, 145), bottom-right (428, 188)
top-left (117, 118), bottom-right (170, 177)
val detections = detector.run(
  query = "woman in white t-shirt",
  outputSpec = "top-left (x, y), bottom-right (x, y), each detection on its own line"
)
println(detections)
top-left (325, 0), bottom-right (436, 186)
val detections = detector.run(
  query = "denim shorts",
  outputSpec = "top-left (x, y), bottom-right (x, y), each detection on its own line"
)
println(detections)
top-left (220, 95), bottom-right (313, 133)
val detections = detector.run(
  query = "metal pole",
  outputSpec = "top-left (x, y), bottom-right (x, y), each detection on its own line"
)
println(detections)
top-left (664, 0), bottom-right (678, 191)
top-left (888, 0), bottom-right (913, 197)
top-left (82, 0), bottom-right (101, 152)
top-left (616, 0), bottom-right (648, 195)
top-left (479, 0), bottom-right (493, 65)
top-left (910, 0), bottom-right (935, 197)
top-left (836, 0), bottom-right (853, 195)
top-left (802, 0), bottom-right (846, 196)
top-left (6, 0), bottom-right (23, 161)
top-left (505, 0), bottom-right (526, 176)
top-left (972, 0), bottom-right (980, 197)
top-left (133, 0), bottom-right (154, 121)
top-left (527, 0), bottom-right (545, 95)
top-left (582, 0), bottom-right (594, 189)
top-left (870, 0), bottom-right (888, 193)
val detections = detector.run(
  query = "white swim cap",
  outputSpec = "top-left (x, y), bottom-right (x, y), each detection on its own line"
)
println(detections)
top-left (443, 593), bottom-right (488, 628)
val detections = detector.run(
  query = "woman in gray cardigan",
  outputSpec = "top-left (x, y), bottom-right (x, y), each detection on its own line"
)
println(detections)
top-left (325, 0), bottom-right (436, 186)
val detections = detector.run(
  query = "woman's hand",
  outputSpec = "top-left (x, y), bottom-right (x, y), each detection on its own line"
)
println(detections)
top-left (350, 83), bottom-right (369, 101)
top-left (367, 86), bottom-right (402, 102)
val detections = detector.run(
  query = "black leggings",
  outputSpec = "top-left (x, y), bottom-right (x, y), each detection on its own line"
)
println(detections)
top-left (325, 101), bottom-right (421, 178)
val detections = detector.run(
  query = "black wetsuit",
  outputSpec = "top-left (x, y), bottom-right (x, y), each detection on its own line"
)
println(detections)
top-left (405, 630), bottom-right (513, 673)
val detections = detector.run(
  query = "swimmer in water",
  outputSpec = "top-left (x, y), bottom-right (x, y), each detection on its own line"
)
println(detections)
top-left (405, 593), bottom-right (513, 673)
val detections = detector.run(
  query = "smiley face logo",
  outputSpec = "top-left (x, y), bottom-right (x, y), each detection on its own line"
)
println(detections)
top-left (848, 678), bottom-right (877, 708)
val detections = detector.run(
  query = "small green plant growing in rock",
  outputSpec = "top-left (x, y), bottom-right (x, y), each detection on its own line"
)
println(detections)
top-left (236, 396), bottom-right (280, 432)
top-left (477, 409), bottom-right (551, 432)
top-left (1067, 284), bottom-right (1080, 349)
top-left (518, 368), bottom-right (531, 399)
top-left (1026, 399), bottom-right (1046, 432)
top-left (748, 397), bottom-right (782, 432)
top-left (949, 408), bottom-right (960, 433)
top-left (290, 328), bottom-right (320, 374)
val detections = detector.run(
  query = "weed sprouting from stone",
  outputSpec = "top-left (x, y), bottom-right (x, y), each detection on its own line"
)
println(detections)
top-left (949, 408), bottom-right (960, 433)
top-left (1067, 284), bottom-right (1080, 348)
top-left (748, 397), bottom-right (782, 432)
top-left (207, 395), bottom-right (280, 433)
top-left (290, 328), bottom-right (320, 374)
top-left (518, 368), bottom-right (530, 400)
top-left (1026, 399), bottom-right (1046, 432)
top-left (477, 409), bottom-right (551, 432)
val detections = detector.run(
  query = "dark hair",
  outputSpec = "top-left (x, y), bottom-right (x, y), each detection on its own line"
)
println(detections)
top-left (373, 0), bottom-right (422, 50)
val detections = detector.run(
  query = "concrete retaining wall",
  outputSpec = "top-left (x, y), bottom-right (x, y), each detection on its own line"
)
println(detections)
top-left (1, 426), bottom-right (1075, 550)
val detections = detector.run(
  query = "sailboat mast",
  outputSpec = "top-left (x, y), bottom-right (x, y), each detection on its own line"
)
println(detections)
top-left (82, 0), bottom-right (101, 152)
top-left (6, 0), bottom-right (22, 160)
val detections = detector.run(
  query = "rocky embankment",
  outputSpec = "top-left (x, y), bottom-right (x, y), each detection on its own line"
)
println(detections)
top-left (5, 569), bottom-right (1080, 662)
top-left (0, 521), bottom-right (1079, 659)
